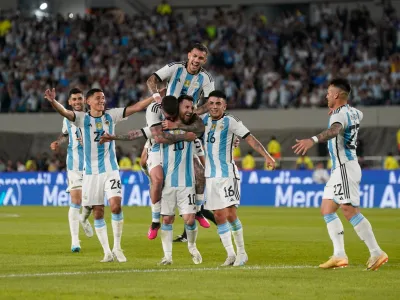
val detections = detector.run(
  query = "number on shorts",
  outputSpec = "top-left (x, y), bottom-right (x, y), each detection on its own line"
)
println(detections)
top-left (94, 130), bottom-right (105, 142)
top-left (194, 139), bottom-right (202, 149)
top-left (187, 194), bottom-right (196, 205)
top-left (333, 183), bottom-right (343, 196)
top-left (207, 132), bottom-right (215, 143)
top-left (173, 141), bottom-right (185, 151)
top-left (224, 186), bottom-right (235, 198)
top-left (110, 179), bottom-right (121, 190)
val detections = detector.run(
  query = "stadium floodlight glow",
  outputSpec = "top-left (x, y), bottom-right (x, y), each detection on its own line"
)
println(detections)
top-left (39, 3), bottom-right (48, 10)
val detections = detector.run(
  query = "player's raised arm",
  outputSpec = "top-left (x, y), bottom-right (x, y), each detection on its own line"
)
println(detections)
top-left (124, 96), bottom-right (154, 117)
top-left (244, 134), bottom-right (275, 170)
top-left (99, 130), bottom-right (146, 144)
top-left (44, 88), bottom-right (75, 121)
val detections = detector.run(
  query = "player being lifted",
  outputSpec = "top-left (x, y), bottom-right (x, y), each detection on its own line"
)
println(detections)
top-left (49, 88), bottom-right (93, 252)
top-left (145, 43), bottom-right (215, 239)
top-left (292, 78), bottom-right (388, 270)
top-left (202, 90), bottom-right (275, 266)
top-left (44, 87), bottom-right (155, 262)
top-left (100, 95), bottom-right (205, 265)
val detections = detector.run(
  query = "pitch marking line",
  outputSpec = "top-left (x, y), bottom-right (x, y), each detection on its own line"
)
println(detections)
top-left (0, 265), bottom-right (316, 278)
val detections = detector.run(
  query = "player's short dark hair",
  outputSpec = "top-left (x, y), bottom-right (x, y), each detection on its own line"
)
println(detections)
top-left (189, 43), bottom-right (209, 55)
top-left (209, 90), bottom-right (227, 100)
top-left (178, 95), bottom-right (194, 104)
top-left (329, 78), bottom-right (351, 94)
top-left (161, 96), bottom-right (179, 116)
top-left (86, 88), bottom-right (103, 99)
top-left (68, 88), bottom-right (83, 99)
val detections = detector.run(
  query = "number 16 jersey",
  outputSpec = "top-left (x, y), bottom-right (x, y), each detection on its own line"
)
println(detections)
top-left (328, 104), bottom-right (363, 170)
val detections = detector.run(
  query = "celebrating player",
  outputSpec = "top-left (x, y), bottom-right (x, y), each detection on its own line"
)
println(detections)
top-left (202, 90), bottom-right (275, 266)
top-left (49, 88), bottom-right (93, 252)
top-left (44, 87), bottom-right (155, 262)
top-left (292, 78), bottom-right (388, 270)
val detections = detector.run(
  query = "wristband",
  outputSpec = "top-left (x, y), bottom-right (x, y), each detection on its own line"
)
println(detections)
top-left (152, 92), bottom-right (161, 99)
top-left (311, 136), bottom-right (318, 143)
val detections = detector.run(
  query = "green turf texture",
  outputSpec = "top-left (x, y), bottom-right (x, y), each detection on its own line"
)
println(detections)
top-left (0, 207), bottom-right (399, 300)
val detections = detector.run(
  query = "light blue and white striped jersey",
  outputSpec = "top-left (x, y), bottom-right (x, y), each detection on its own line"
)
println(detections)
top-left (156, 129), bottom-right (195, 187)
top-left (61, 118), bottom-right (84, 171)
top-left (203, 113), bottom-right (250, 179)
top-left (144, 102), bottom-right (164, 150)
top-left (154, 61), bottom-right (214, 107)
top-left (72, 108), bottom-right (126, 175)
top-left (327, 105), bottom-right (363, 170)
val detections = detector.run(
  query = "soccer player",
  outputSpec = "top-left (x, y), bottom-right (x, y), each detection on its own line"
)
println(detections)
top-left (145, 43), bottom-right (215, 238)
top-left (44, 87), bottom-right (155, 262)
top-left (152, 96), bottom-right (204, 265)
top-left (147, 42), bottom-right (214, 113)
top-left (292, 78), bottom-right (388, 271)
top-left (49, 88), bottom-right (93, 252)
top-left (202, 90), bottom-right (276, 266)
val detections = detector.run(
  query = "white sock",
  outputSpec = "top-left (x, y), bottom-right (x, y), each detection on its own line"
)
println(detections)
top-left (94, 219), bottom-right (111, 254)
top-left (151, 202), bottom-right (161, 223)
top-left (80, 206), bottom-right (92, 223)
top-left (185, 222), bottom-right (198, 249)
top-left (111, 212), bottom-right (124, 250)
top-left (68, 204), bottom-right (80, 246)
top-left (161, 224), bottom-right (173, 259)
top-left (195, 194), bottom-right (204, 211)
top-left (217, 222), bottom-right (235, 257)
top-left (230, 219), bottom-right (246, 255)
top-left (324, 213), bottom-right (346, 257)
top-left (351, 213), bottom-right (382, 257)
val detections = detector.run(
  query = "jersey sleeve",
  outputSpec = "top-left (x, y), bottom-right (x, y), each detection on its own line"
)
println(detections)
top-left (228, 115), bottom-right (251, 139)
top-left (106, 107), bottom-right (127, 124)
top-left (146, 103), bottom-right (162, 127)
top-left (154, 63), bottom-right (178, 82)
top-left (330, 112), bottom-right (347, 128)
top-left (355, 108), bottom-right (364, 122)
top-left (202, 73), bottom-right (215, 98)
top-left (193, 139), bottom-right (205, 157)
top-left (71, 111), bottom-right (85, 127)
top-left (62, 119), bottom-right (68, 134)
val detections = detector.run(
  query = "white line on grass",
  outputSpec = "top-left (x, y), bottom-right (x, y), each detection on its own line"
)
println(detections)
top-left (0, 265), bottom-right (316, 279)
top-left (0, 213), bottom-right (20, 218)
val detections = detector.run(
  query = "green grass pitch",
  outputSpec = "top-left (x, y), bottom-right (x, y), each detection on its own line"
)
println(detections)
top-left (0, 207), bottom-right (399, 299)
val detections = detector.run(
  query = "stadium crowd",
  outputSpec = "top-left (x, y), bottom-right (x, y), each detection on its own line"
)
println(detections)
top-left (0, 2), bottom-right (400, 112)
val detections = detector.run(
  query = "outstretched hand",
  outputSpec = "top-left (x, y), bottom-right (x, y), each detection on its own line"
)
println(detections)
top-left (44, 88), bottom-right (56, 103)
top-left (292, 138), bottom-right (314, 155)
top-left (265, 156), bottom-right (276, 170)
top-left (50, 141), bottom-right (59, 151)
top-left (99, 133), bottom-right (115, 145)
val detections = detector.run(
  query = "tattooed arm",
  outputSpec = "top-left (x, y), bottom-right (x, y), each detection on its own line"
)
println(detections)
top-left (194, 103), bottom-right (208, 116)
top-left (146, 74), bottom-right (160, 94)
top-left (316, 123), bottom-right (343, 142)
top-left (245, 134), bottom-right (276, 170)
top-left (292, 123), bottom-right (343, 155)
top-left (162, 115), bottom-right (205, 136)
top-left (99, 130), bottom-right (145, 144)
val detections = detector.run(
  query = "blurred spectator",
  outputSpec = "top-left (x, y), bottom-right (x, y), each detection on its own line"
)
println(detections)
top-left (233, 145), bottom-right (241, 163)
top-left (156, 0), bottom-right (172, 15)
top-left (312, 161), bottom-right (330, 184)
top-left (25, 157), bottom-right (37, 171)
top-left (132, 157), bottom-right (142, 171)
top-left (397, 128), bottom-right (400, 155)
top-left (267, 136), bottom-right (281, 169)
top-left (0, 159), bottom-right (5, 172)
top-left (6, 160), bottom-right (14, 172)
top-left (119, 155), bottom-right (133, 170)
top-left (16, 161), bottom-right (26, 172)
top-left (356, 138), bottom-right (364, 157)
top-left (296, 155), bottom-right (314, 170)
top-left (47, 159), bottom-right (59, 172)
top-left (241, 151), bottom-right (255, 171)
top-left (383, 152), bottom-right (399, 170)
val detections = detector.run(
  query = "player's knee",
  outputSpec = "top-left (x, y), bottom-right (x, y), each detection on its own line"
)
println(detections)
top-left (162, 215), bottom-right (174, 224)
top-left (213, 210), bottom-right (226, 224)
top-left (341, 204), bottom-right (359, 221)
top-left (92, 207), bottom-right (105, 219)
top-left (150, 167), bottom-right (164, 186)
top-left (183, 214), bottom-right (195, 226)
top-left (110, 203), bottom-right (122, 215)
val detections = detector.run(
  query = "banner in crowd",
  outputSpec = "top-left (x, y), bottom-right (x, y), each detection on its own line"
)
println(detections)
top-left (1, 170), bottom-right (400, 208)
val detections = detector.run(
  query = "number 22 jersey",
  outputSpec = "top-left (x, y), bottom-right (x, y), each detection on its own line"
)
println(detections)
top-left (328, 104), bottom-right (363, 170)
